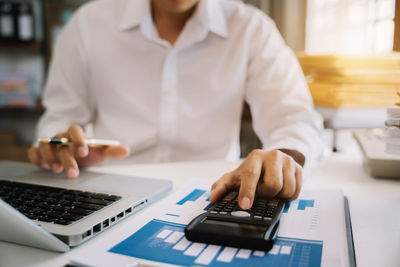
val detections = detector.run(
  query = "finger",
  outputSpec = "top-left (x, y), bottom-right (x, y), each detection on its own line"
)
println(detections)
top-left (57, 146), bottom-right (79, 178)
top-left (238, 151), bottom-right (263, 210)
top-left (258, 151), bottom-right (283, 198)
top-left (277, 157), bottom-right (296, 199)
top-left (67, 124), bottom-right (87, 157)
top-left (288, 165), bottom-right (303, 201)
top-left (38, 142), bottom-right (62, 173)
top-left (28, 147), bottom-right (49, 169)
top-left (209, 172), bottom-right (236, 203)
top-left (103, 146), bottom-right (130, 159)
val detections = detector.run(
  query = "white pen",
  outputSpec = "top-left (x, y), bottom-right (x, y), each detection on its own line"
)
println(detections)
top-left (38, 137), bottom-right (120, 147)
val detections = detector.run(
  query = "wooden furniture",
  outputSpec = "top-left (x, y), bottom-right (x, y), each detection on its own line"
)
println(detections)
top-left (395, 0), bottom-right (400, 51)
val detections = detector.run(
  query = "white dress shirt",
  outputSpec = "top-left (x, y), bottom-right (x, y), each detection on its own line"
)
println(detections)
top-left (37, 0), bottom-right (323, 170)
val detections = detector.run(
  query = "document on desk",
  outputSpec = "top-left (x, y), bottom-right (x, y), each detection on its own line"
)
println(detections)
top-left (70, 179), bottom-right (352, 267)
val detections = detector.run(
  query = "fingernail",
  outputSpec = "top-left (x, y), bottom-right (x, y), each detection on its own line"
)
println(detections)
top-left (240, 197), bottom-right (251, 210)
top-left (67, 168), bottom-right (78, 178)
top-left (52, 163), bottom-right (63, 173)
top-left (78, 146), bottom-right (88, 157)
top-left (41, 162), bottom-right (50, 170)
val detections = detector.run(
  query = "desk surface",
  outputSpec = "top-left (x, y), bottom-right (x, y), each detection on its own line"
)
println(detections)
top-left (1, 138), bottom-right (400, 267)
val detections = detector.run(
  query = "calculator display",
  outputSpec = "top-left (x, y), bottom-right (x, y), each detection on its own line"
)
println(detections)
top-left (203, 219), bottom-right (267, 238)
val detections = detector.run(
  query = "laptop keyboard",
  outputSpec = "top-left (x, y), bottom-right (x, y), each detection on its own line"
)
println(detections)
top-left (0, 180), bottom-right (122, 225)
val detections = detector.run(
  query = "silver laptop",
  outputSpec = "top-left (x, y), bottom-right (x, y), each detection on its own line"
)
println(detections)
top-left (0, 160), bottom-right (172, 252)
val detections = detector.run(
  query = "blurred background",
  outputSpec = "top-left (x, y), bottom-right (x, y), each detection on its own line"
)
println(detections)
top-left (0, 0), bottom-right (399, 162)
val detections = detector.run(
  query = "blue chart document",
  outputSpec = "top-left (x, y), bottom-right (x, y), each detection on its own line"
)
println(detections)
top-left (110, 219), bottom-right (322, 267)
top-left (109, 188), bottom-right (328, 267)
top-left (71, 181), bottom-right (348, 267)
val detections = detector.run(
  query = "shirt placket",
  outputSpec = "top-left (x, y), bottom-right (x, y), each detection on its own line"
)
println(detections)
top-left (156, 50), bottom-right (178, 162)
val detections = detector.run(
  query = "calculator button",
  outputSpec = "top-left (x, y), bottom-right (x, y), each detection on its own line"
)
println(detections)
top-left (223, 191), bottom-right (238, 202)
top-left (267, 200), bottom-right (279, 207)
top-left (263, 217), bottom-right (272, 221)
top-left (231, 211), bottom-right (250, 217)
top-left (220, 211), bottom-right (228, 215)
top-left (210, 211), bottom-right (218, 214)
top-left (254, 215), bottom-right (262, 220)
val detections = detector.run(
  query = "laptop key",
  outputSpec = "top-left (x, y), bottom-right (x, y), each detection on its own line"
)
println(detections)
top-left (20, 193), bottom-right (35, 200)
top-left (24, 200), bottom-right (37, 208)
top-left (37, 202), bottom-right (52, 209)
top-left (70, 208), bottom-right (94, 216)
top-left (63, 195), bottom-right (82, 202)
top-left (34, 195), bottom-right (48, 202)
top-left (53, 205), bottom-right (71, 213)
top-left (91, 193), bottom-right (109, 200)
top-left (37, 216), bottom-right (54, 222)
top-left (65, 190), bottom-right (83, 195)
top-left (10, 199), bottom-right (23, 205)
top-left (75, 203), bottom-right (103, 211)
top-left (62, 214), bottom-right (83, 221)
top-left (104, 195), bottom-right (122, 201)
top-left (54, 219), bottom-right (73, 225)
top-left (46, 198), bottom-right (60, 204)
top-left (78, 191), bottom-right (94, 197)
top-left (47, 211), bottom-right (66, 218)
top-left (18, 206), bottom-right (31, 213)
top-left (59, 200), bottom-right (75, 206)
top-left (26, 213), bottom-right (38, 220)
top-left (79, 197), bottom-right (112, 206)
top-left (49, 192), bottom-right (62, 198)
top-left (24, 189), bottom-right (36, 194)
top-left (37, 190), bottom-right (50, 196)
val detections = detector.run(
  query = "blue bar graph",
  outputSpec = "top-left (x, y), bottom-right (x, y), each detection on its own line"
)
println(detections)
top-left (298, 200), bottom-right (314, 210)
top-left (165, 213), bottom-right (180, 217)
top-left (176, 189), bottom-right (206, 205)
top-left (283, 199), bottom-right (315, 213)
top-left (109, 219), bottom-right (323, 267)
top-left (204, 203), bottom-right (213, 211)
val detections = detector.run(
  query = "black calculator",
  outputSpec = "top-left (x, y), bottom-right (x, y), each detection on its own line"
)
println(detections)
top-left (184, 190), bottom-right (285, 252)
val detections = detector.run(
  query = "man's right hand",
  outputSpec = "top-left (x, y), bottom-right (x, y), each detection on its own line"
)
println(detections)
top-left (28, 124), bottom-right (130, 178)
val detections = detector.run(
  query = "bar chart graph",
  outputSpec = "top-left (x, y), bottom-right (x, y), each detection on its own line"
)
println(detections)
top-left (159, 189), bottom-right (213, 225)
top-left (176, 189), bottom-right (207, 205)
top-left (283, 199), bottom-right (315, 213)
top-left (109, 219), bottom-right (323, 267)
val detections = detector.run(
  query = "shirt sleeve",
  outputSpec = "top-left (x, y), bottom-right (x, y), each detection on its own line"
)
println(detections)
top-left (244, 13), bottom-right (324, 175)
top-left (36, 9), bottom-right (94, 140)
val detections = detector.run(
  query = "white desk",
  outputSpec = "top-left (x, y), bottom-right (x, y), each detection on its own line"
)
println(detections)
top-left (1, 141), bottom-right (399, 267)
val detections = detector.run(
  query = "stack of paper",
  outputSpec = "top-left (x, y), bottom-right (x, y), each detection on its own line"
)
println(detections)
top-left (297, 53), bottom-right (400, 108)
top-left (385, 106), bottom-right (400, 155)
